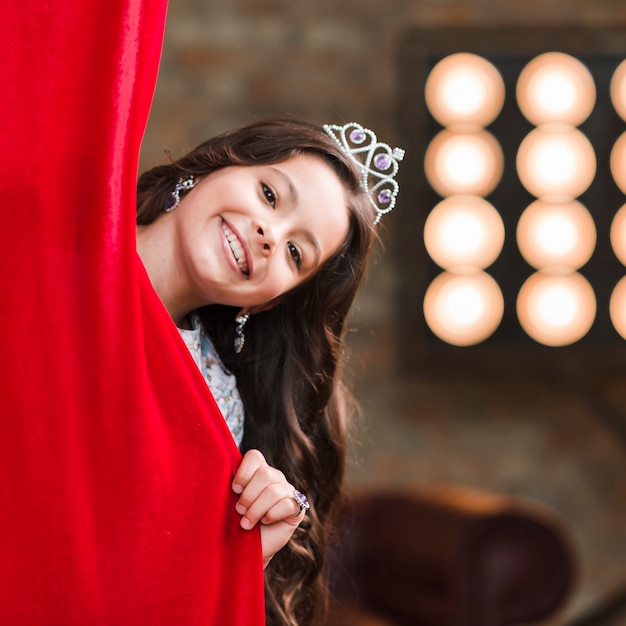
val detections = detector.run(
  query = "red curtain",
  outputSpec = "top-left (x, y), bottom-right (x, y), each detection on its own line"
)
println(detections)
top-left (0, 1), bottom-right (265, 623)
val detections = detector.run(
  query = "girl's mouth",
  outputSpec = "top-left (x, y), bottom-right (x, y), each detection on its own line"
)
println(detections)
top-left (221, 220), bottom-right (250, 276)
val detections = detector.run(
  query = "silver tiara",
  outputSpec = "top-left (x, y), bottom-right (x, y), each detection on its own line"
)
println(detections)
top-left (323, 122), bottom-right (405, 224)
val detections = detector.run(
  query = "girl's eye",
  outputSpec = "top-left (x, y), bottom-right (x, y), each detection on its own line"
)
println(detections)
top-left (287, 242), bottom-right (302, 269)
top-left (261, 183), bottom-right (276, 208)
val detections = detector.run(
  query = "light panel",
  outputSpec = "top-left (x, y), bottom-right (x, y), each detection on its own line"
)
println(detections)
top-left (411, 46), bottom-right (626, 350)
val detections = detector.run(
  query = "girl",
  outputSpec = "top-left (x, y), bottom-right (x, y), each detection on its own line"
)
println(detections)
top-left (136, 117), bottom-right (403, 625)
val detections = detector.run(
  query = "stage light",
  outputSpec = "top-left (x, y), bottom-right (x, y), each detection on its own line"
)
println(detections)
top-left (424, 195), bottom-right (505, 270)
top-left (610, 204), bottom-right (626, 265)
top-left (425, 129), bottom-right (504, 197)
top-left (517, 271), bottom-right (596, 346)
top-left (399, 31), bottom-right (626, 359)
top-left (423, 271), bottom-right (504, 346)
top-left (516, 52), bottom-right (596, 126)
top-left (610, 276), bottom-right (626, 340)
top-left (610, 131), bottom-right (626, 194)
top-left (517, 199), bottom-right (596, 271)
top-left (516, 124), bottom-right (596, 201)
top-left (425, 53), bottom-right (505, 128)
top-left (611, 59), bottom-right (626, 122)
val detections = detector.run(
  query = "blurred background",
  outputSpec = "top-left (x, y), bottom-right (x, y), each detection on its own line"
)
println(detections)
top-left (140, 1), bottom-right (626, 623)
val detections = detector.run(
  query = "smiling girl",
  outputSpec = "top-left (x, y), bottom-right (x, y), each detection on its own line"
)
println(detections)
top-left (136, 116), bottom-right (402, 626)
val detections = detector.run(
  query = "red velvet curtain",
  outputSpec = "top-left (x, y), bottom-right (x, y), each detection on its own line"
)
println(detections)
top-left (0, 1), bottom-right (265, 623)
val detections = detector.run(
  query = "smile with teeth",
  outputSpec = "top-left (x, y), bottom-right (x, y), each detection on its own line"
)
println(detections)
top-left (222, 221), bottom-right (249, 275)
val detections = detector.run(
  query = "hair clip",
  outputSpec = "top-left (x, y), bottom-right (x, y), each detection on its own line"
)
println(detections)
top-left (323, 122), bottom-right (405, 224)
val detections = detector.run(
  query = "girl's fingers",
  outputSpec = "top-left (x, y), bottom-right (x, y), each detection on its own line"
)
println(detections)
top-left (232, 448), bottom-right (307, 531)
top-left (260, 497), bottom-right (304, 525)
top-left (231, 449), bottom-right (266, 495)
top-left (236, 463), bottom-right (287, 510)
top-left (240, 482), bottom-right (301, 529)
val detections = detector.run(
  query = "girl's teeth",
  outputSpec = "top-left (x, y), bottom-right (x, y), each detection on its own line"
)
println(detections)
top-left (223, 223), bottom-right (249, 274)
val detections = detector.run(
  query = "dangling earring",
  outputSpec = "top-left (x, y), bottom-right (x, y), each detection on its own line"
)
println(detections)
top-left (234, 313), bottom-right (250, 354)
top-left (165, 176), bottom-right (196, 212)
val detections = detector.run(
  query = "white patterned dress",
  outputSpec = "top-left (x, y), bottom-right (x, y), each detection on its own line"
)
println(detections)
top-left (178, 313), bottom-right (244, 447)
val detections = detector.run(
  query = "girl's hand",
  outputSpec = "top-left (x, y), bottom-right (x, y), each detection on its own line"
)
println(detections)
top-left (232, 449), bottom-right (307, 568)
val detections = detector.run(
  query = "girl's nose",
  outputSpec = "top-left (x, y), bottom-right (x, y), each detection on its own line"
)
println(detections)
top-left (256, 225), bottom-right (276, 256)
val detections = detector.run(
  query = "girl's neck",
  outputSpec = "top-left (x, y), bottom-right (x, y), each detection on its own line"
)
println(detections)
top-left (136, 221), bottom-right (195, 327)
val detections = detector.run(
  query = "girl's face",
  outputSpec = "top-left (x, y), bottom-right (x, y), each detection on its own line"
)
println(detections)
top-left (172, 153), bottom-right (351, 310)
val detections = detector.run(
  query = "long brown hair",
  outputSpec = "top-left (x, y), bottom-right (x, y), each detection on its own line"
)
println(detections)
top-left (137, 117), bottom-right (376, 626)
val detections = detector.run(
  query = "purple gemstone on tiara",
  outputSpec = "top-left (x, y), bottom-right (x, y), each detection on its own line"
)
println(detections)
top-left (349, 129), bottom-right (366, 144)
top-left (374, 154), bottom-right (392, 170)
top-left (377, 189), bottom-right (393, 205)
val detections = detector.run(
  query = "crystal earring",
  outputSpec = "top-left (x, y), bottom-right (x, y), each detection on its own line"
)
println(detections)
top-left (165, 176), bottom-right (196, 213)
top-left (234, 313), bottom-right (250, 354)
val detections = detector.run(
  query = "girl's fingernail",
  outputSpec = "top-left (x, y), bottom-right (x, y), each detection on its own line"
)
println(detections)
top-left (240, 517), bottom-right (252, 530)
top-left (232, 482), bottom-right (243, 494)
top-left (236, 503), bottom-right (247, 515)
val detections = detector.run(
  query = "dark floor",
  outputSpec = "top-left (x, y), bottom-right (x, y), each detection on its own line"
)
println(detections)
top-left (346, 328), bottom-right (626, 625)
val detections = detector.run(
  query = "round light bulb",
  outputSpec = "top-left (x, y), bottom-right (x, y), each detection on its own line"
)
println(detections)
top-left (610, 131), bottom-right (626, 195)
top-left (423, 271), bottom-right (504, 346)
top-left (425, 53), bottom-right (505, 127)
top-left (517, 124), bottom-right (596, 201)
top-left (425, 129), bottom-right (504, 197)
top-left (517, 271), bottom-right (596, 346)
top-left (516, 52), bottom-right (596, 126)
top-left (424, 195), bottom-right (505, 270)
top-left (516, 199), bottom-right (596, 271)
top-left (610, 204), bottom-right (626, 266)
top-left (610, 276), bottom-right (626, 340)
top-left (610, 59), bottom-right (626, 123)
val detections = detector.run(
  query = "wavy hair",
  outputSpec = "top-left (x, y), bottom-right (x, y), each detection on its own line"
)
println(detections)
top-left (137, 117), bottom-right (376, 626)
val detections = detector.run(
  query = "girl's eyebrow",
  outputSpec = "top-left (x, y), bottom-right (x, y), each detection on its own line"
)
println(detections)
top-left (269, 166), bottom-right (299, 205)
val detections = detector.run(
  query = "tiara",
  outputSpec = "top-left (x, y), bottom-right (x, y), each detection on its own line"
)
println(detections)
top-left (323, 122), bottom-right (405, 224)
